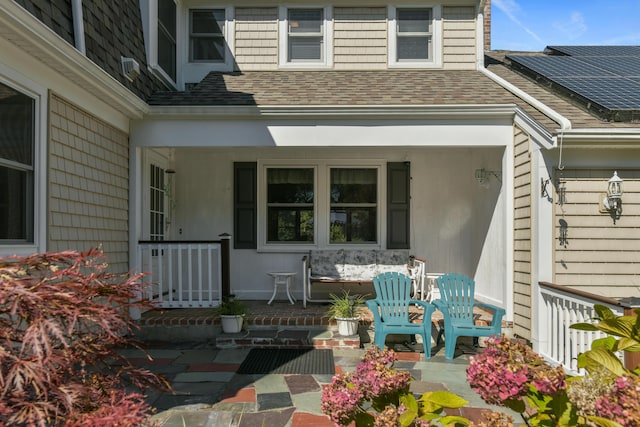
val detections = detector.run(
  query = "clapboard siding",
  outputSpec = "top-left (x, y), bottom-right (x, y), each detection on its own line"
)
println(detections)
top-left (554, 169), bottom-right (640, 298)
top-left (552, 274), bottom-right (640, 288)
top-left (442, 6), bottom-right (477, 70)
top-left (234, 8), bottom-right (278, 70)
top-left (334, 7), bottom-right (387, 69)
top-left (232, 4), bottom-right (478, 70)
top-left (513, 125), bottom-right (532, 340)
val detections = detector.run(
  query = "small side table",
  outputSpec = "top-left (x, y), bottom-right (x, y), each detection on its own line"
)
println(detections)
top-left (267, 272), bottom-right (297, 305)
top-left (425, 273), bottom-right (444, 302)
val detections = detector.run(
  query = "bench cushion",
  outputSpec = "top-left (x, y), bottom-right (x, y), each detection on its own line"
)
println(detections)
top-left (375, 250), bottom-right (410, 275)
top-left (342, 250), bottom-right (377, 281)
top-left (309, 250), bottom-right (344, 280)
top-left (308, 249), bottom-right (409, 282)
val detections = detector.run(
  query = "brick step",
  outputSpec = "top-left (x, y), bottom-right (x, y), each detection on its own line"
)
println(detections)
top-left (215, 326), bottom-right (362, 350)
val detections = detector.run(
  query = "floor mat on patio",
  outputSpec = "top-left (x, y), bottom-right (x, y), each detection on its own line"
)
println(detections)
top-left (237, 348), bottom-right (335, 375)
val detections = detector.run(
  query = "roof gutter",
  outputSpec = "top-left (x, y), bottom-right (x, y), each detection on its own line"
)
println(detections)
top-left (556, 128), bottom-right (640, 148)
top-left (145, 104), bottom-right (518, 119)
top-left (478, 66), bottom-right (572, 134)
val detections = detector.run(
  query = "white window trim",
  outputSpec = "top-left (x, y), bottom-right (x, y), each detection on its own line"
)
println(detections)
top-left (183, 6), bottom-right (235, 70)
top-left (0, 66), bottom-right (46, 256)
top-left (278, 5), bottom-right (333, 69)
top-left (388, 5), bottom-right (442, 69)
top-left (257, 159), bottom-right (385, 252)
top-left (146, 0), bottom-right (178, 88)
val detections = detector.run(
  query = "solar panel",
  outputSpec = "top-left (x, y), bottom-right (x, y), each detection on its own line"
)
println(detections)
top-left (507, 46), bottom-right (640, 112)
top-left (553, 77), bottom-right (640, 110)
top-left (547, 46), bottom-right (640, 57)
top-left (508, 55), bottom-right (617, 77)
top-left (578, 56), bottom-right (640, 77)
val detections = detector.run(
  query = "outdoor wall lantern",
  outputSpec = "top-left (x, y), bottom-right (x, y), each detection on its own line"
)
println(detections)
top-left (601, 171), bottom-right (623, 215)
top-left (475, 168), bottom-right (501, 188)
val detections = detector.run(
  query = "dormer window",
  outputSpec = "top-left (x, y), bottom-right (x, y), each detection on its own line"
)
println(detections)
top-left (388, 5), bottom-right (442, 68)
top-left (157, 0), bottom-right (176, 81)
top-left (279, 6), bottom-right (333, 68)
top-left (190, 9), bottom-right (226, 62)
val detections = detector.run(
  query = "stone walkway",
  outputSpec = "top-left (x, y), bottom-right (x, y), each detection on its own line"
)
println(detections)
top-left (119, 339), bottom-right (518, 427)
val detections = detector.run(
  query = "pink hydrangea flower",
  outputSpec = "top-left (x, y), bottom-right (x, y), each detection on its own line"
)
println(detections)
top-left (595, 374), bottom-right (640, 427)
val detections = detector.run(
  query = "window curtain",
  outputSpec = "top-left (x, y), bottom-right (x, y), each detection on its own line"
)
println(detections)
top-left (267, 168), bottom-right (313, 184)
top-left (331, 168), bottom-right (376, 184)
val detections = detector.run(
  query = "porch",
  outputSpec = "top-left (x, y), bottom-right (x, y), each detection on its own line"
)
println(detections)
top-left (134, 300), bottom-right (452, 353)
top-left (131, 144), bottom-right (511, 314)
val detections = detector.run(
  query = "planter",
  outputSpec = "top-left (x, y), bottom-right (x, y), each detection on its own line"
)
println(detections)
top-left (336, 317), bottom-right (359, 336)
top-left (220, 314), bottom-right (244, 333)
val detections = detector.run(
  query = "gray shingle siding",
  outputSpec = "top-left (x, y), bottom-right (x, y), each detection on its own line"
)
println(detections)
top-left (82, 0), bottom-right (166, 99)
top-left (14, 0), bottom-right (166, 101)
top-left (14, 0), bottom-right (75, 45)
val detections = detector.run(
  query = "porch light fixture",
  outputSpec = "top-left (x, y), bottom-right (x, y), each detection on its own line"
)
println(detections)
top-left (474, 168), bottom-right (501, 187)
top-left (602, 171), bottom-right (623, 214)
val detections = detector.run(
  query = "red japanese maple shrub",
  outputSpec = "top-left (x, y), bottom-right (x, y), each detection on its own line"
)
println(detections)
top-left (0, 248), bottom-right (170, 426)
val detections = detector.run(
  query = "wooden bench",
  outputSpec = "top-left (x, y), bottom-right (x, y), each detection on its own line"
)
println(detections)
top-left (301, 249), bottom-right (411, 307)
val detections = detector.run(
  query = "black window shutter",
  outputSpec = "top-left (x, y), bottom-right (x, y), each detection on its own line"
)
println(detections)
top-left (234, 162), bottom-right (257, 249)
top-left (387, 162), bottom-right (410, 249)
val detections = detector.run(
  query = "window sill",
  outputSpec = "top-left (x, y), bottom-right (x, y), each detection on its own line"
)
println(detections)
top-left (388, 62), bottom-right (442, 69)
top-left (278, 63), bottom-right (333, 70)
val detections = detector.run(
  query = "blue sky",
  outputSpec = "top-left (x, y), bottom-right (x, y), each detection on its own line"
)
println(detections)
top-left (491, 0), bottom-right (640, 51)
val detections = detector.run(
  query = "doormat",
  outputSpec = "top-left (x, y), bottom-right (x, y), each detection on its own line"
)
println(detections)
top-left (237, 348), bottom-right (335, 375)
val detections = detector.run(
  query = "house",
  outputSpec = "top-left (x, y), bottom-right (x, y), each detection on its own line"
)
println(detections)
top-left (1, 0), bottom-right (639, 362)
top-left (484, 46), bottom-right (640, 360)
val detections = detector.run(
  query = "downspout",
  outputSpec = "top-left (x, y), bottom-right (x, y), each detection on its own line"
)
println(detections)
top-left (479, 66), bottom-right (572, 133)
top-left (71, 0), bottom-right (86, 54)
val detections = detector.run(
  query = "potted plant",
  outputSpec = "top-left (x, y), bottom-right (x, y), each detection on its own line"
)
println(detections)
top-left (213, 295), bottom-right (247, 333)
top-left (327, 290), bottom-right (367, 336)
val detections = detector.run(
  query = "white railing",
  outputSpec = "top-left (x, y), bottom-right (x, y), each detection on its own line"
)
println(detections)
top-left (538, 282), bottom-right (624, 375)
top-left (137, 241), bottom-right (223, 308)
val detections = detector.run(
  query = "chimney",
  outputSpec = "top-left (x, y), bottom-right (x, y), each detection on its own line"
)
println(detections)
top-left (483, 0), bottom-right (491, 51)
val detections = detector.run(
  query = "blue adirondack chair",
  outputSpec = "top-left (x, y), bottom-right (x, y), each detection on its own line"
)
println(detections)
top-left (434, 273), bottom-right (506, 360)
top-left (366, 272), bottom-right (436, 359)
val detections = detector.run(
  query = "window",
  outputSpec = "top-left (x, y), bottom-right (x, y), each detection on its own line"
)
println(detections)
top-left (266, 168), bottom-right (314, 243)
top-left (330, 168), bottom-right (377, 243)
top-left (279, 6), bottom-right (332, 67)
top-left (149, 163), bottom-right (166, 241)
top-left (396, 8), bottom-right (432, 61)
top-left (190, 9), bottom-right (226, 62)
top-left (248, 162), bottom-right (409, 250)
top-left (0, 81), bottom-right (34, 243)
top-left (157, 0), bottom-right (176, 81)
top-left (288, 9), bottom-right (323, 62)
top-left (388, 6), bottom-right (441, 68)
